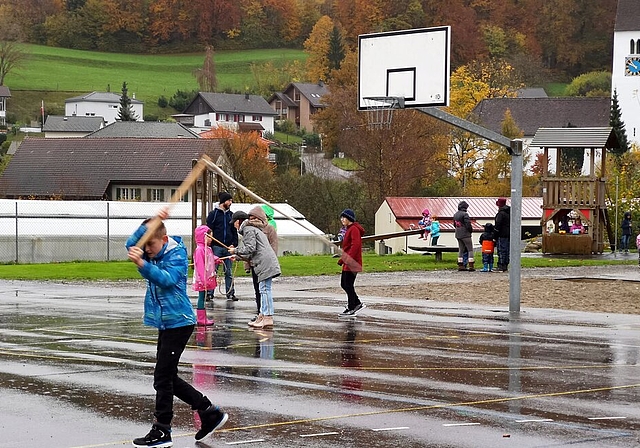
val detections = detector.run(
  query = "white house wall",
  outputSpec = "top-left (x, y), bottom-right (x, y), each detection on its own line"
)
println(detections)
top-left (65, 102), bottom-right (144, 125)
top-left (613, 29), bottom-right (640, 145)
top-left (195, 113), bottom-right (275, 134)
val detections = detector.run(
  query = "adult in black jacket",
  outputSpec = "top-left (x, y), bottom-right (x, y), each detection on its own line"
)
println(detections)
top-left (453, 200), bottom-right (475, 271)
top-left (206, 192), bottom-right (239, 301)
top-left (494, 197), bottom-right (510, 272)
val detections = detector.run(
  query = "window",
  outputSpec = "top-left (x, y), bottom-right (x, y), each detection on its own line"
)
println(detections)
top-left (116, 187), bottom-right (141, 201)
top-left (147, 188), bottom-right (165, 202)
top-left (170, 189), bottom-right (188, 202)
top-left (233, 114), bottom-right (244, 122)
top-left (294, 90), bottom-right (301, 101)
top-left (204, 119), bottom-right (211, 127)
top-left (252, 115), bottom-right (262, 121)
top-left (216, 113), bottom-right (222, 121)
top-left (633, 40), bottom-right (637, 54)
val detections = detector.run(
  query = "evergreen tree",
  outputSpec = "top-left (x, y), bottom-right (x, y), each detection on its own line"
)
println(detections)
top-left (610, 88), bottom-right (629, 156)
top-left (117, 81), bottom-right (137, 121)
top-left (327, 26), bottom-right (345, 72)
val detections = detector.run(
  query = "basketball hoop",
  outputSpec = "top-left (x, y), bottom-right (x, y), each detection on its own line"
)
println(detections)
top-left (363, 96), bottom-right (404, 130)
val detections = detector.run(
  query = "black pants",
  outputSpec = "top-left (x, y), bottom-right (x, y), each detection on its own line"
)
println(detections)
top-left (154, 325), bottom-right (210, 425)
top-left (340, 270), bottom-right (361, 310)
top-left (251, 267), bottom-right (261, 313)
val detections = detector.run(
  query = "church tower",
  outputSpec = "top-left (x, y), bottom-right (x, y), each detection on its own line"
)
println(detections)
top-left (612, 0), bottom-right (640, 146)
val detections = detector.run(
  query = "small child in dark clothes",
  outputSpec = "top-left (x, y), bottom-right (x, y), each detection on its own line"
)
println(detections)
top-left (479, 223), bottom-right (496, 272)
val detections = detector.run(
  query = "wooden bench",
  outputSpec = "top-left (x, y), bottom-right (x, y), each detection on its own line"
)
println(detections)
top-left (408, 245), bottom-right (459, 262)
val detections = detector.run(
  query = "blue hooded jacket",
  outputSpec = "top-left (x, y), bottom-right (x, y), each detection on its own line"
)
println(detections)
top-left (126, 225), bottom-right (196, 330)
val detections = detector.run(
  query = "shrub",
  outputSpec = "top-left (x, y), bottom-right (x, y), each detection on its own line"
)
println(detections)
top-left (157, 95), bottom-right (168, 108)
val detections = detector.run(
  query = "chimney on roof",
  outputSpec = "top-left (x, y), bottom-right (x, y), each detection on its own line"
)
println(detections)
top-left (318, 80), bottom-right (324, 87)
top-left (132, 93), bottom-right (136, 99)
top-left (245, 93), bottom-right (249, 100)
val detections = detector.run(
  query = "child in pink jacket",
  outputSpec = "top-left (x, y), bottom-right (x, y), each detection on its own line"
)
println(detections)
top-left (193, 225), bottom-right (220, 326)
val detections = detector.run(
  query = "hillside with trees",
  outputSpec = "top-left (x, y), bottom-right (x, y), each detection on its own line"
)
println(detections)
top-left (0, 0), bottom-right (617, 77)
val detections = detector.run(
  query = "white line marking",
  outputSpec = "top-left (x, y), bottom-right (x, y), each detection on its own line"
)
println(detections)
top-left (588, 416), bottom-right (627, 420)
top-left (515, 419), bottom-right (554, 423)
top-left (300, 432), bottom-right (340, 438)
top-left (371, 426), bottom-right (410, 432)
top-left (225, 439), bottom-right (266, 445)
top-left (442, 423), bottom-right (480, 427)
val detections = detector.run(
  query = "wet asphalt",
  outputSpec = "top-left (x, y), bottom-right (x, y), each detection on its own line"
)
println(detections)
top-left (1, 268), bottom-right (640, 448)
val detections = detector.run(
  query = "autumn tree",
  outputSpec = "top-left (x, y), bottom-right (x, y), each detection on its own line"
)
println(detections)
top-left (315, 51), bottom-right (449, 221)
top-left (117, 81), bottom-right (138, 121)
top-left (303, 15), bottom-right (333, 82)
top-left (565, 71), bottom-right (611, 97)
top-left (204, 127), bottom-right (275, 202)
top-left (193, 46), bottom-right (218, 92)
top-left (0, 22), bottom-right (26, 85)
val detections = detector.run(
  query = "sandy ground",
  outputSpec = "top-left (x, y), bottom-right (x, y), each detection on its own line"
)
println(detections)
top-left (321, 264), bottom-right (640, 315)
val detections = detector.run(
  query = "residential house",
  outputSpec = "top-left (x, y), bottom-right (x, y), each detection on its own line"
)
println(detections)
top-left (43, 115), bottom-right (105, 138)
top-left (0, 138), bottom-right (224, 201)
top-left (85, 121), bottom-right (199, 138)
top-left (65, 91), bottom-right (144, 125)
top-left (268, 81), bottom-right (329, 131)
top-left (471, 97), bottom-right (610, 172)
top-left (612, 0), bottom-right (640, 145)
top-left (175, 92), bottom-right (276, 134)
top-left (0, 86), bottom-right (10, 126)
top-left (375, 197), bottom-right (543, 254)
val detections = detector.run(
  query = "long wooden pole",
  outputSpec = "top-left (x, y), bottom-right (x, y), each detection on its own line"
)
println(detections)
top-left (136, 155), bottom-right (211, 248)
top-left (201, 157), bottom-right (336, 250)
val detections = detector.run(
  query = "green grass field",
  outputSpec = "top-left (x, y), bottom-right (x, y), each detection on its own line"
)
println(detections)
top-left (5, 44), bottom-right (306, 122)
top-left (0, 253), bottom-right (633, 281)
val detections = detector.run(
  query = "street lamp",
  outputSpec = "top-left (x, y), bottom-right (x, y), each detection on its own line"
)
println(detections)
top-left (300, 140), bottom-right (307, 175)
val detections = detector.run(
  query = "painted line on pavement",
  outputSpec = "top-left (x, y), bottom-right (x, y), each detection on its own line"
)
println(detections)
top-left (299, 431), bottom-right (340, 438)
top-left (443, 422), bottom-right (480, 427)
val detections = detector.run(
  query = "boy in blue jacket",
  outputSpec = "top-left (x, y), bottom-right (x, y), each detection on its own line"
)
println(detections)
top-left (126, 209), bottom-right (227, 447)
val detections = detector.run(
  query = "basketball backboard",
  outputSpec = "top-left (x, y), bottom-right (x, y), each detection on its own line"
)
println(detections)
top-left (358, 26), bottom-right (451, 110)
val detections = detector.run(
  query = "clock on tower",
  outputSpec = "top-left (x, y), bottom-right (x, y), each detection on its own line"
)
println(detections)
top-left (625, 56), bottom-right (640, 76)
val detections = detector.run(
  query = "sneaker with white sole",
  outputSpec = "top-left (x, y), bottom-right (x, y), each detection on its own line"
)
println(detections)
top-left (195, 406), bottom-right (228, 441)
top-left (352, 303), bottom-right (366, 315)
top-left (338, 307), bottom-right (355, 318)
top-left (132, 423), bottom-right (172, 448)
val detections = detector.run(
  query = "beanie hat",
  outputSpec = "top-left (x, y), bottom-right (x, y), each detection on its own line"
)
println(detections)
top-left (496, 197), bottom-right (507, 207)
top-left (340, 208), bottom-right (356, 222)
top-left (422, 208), bottom-right (430, 216)
top-left (230, 210), bottom-right (248, 224)
top-left (218, 191), bottom-right (232, 203)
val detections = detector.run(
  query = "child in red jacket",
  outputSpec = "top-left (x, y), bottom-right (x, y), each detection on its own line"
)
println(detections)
top-left (337, 209), bottom-right (366, 317)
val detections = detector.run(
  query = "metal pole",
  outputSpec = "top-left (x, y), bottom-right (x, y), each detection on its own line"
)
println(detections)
top-left (14, 201), bottom-right (18, 263)
top-left (615, 176), bottom-right (619, 255)
top-left (509, 139), bottom-right (523, 316)
top-left (106, 202), bottom-right (110, 261)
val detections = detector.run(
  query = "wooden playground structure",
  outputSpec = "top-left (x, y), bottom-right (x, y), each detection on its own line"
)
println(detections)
top-left (532, 128), bottom-right (619, 255)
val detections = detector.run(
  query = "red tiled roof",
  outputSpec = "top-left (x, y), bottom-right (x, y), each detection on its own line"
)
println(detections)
top-left (385, 197), bottom-right (542, 231)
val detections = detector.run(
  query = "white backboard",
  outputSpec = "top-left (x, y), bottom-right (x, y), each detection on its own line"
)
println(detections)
top-left (358, 26), bottom-right (451, 110)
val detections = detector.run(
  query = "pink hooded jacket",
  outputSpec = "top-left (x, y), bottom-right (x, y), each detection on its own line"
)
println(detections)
top-left (192, 225), bottom-right (220, 292)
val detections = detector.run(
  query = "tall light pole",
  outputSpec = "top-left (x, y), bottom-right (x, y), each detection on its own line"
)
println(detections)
top-left (300, 140), bottom-right (306, 175)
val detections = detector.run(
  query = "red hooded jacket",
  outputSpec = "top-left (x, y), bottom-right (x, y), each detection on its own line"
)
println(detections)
top-left (339, 222), bottom-right (365, 272)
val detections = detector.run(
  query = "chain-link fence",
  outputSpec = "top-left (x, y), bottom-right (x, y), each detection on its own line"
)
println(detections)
top-left (0, 200), bottom-right (327, 263)
top-left (0, 200), bottom-right (200, 263)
